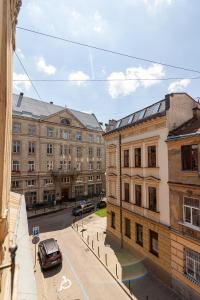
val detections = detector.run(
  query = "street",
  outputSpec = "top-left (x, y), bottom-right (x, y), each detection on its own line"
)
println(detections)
top-left (28, 208), bottom-right (131, 300)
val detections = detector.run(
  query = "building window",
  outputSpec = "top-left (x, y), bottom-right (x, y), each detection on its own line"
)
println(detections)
top-left (183, 197), bottom-right (200, 228)
top-left (181, 145), bottom-right (198, 171)
top-left (135, 185), bottom-right (142, 207)
top-left (124, 150), bottom-right (129, 167)
top-left (43, 191), bottom-right (55, 203)
top-left (135, 148), bottom-right (141, 167)
top-left (89, 147), bottom-right (93, 157)
top-left (96, 183), bottom-right (102, 195)
top-left (76, 162), bottom-right (81, 171)
top-left (28, 161), bottom-right (35, 172)
top-left (47, 161), bottom-right (53, 171)
top-left (148, 186), bottom-right (157, 212)
top-left (60, 161), bottom-right (67, 170)
top-left (148, 145), bottom-right (156, 167)
top-left (76, 147), bottom-right (82, 158)
top-left (76, 132), bottom-right (82, 141)
top-left (47, 127), bottom-right (54, 137)
top-left (28, 125), bottom-right (36, 136)
top-left (149, 230), bottom-right (159, 257)
top-left (96, 136), bottom-right (101, 143)
top-left (61, 118), bottom-right (70, 125)
top-left (124, 183), bottom-right (130, 202)
top-left (44, 178), bottom-right (53, 185)
top-left (75, 185), bottom-right (84, 197)
top-left (88, 176), bottom-right (93, 182)
top-left (111, 211), bottom-right (116, 229)
top-left (97, 147), bottom-right (101, 157)
top-left (60, 129), bottom-right (69, 139)
top-left (25, 191), bottom-right (37, 206)
top-left (12, 160), bottom-right (20, 172)
top-left (136, 224), bottom-right (143, 246)
top-left (68, 161), bottom-right (71, 170)
top-left (26, 179), bottom-right (35, 187)
top-left (88, 184), bottom-right (95, 196)
top-left (76, 177), bottom-right (83, 183)
top-left (185, 248), bottom-right (200, 284)
top-left (97, 161), bottom-right (101, 170)
top-left (97, 175), bottom-right (101, 181)
top-left (47, 143), bottom-right (53, 154)
top-left (13, 122), bottom-right (21, 133)
top-left (61, 177), bottom-right (70, 183)
top-left (11, 181), bottom-right (20, 189)
top-left (125, 218), bottom-right (131, 238)
top-left (88, 134), bottom-right (94, 143)
top-left (89, 161), bottom-right (93, 170)
top-left (12, 140), bottom-right (21, 153)
top-left (60, 145), bottom-right (68, 156)
top-left (28, 142), bottom-right (36, 154)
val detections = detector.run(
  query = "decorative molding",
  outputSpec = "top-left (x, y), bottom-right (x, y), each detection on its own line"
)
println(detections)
top-left (11, 0), bottom-right (22, 50)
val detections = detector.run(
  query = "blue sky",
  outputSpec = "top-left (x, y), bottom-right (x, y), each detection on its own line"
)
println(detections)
top-left (14, 0), bottom-right (200, 124)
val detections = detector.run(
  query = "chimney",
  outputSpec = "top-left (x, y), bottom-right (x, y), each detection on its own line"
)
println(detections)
top-left (105, 119), bottom-right (117, 132)
top-left (193, 107), bottom-right (200, 120)
top-left (50, 101), bottom-right (53, 104)
top-left (17, 92), bottom-right (23, 107)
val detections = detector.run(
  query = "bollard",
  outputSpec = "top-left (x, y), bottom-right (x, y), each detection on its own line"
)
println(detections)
top-left (98, 246), bottom-right (100, 258)
top-left (92, 240), bottom-right (94, 250)
top-left (105, 253), bottom-right (108, 266)
top-left (116, 264), bottom-right (118, 278)
top-left (97, 232), bottom-right (99, 241)
top-left (87, 235), bottom-right (89, 244)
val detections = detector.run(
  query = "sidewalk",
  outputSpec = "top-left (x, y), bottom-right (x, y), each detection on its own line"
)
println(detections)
top-left (74, 213), bottom-right (181, 300)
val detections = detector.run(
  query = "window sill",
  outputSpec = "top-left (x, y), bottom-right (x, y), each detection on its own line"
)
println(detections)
top-left (179, 222), bottom-right (200, 232)
top-left (150, 250), bottom-right (159, 258)
top-left (136, 241), bottom-right (143, 247)
top-left (125, 234), bottom-right (131, 239)
top-left (185, 273), bottom-right (200, 287)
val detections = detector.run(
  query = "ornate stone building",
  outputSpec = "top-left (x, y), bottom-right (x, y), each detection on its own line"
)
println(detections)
top-left (104, 93), bottom-right (200, 288)
top-left (0, 1), bottom-right (36, 300)
top-left (167, 108), bottom-right (200, 299)
top-left (11, 93), bottom-right (106, 207)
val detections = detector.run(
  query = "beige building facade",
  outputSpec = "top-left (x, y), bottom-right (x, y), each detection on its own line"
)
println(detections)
top-left (167, 110), bottom-right (200, 299)
top-left (104, 93), bottom-right (200, 288)
top-left (11, 93), bottom-right (106, 207)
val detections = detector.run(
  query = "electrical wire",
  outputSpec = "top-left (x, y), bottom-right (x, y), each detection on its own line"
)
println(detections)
top-left (17, 26), bottom-right (200, 75)
top-left (14, 51), bottom-right (42, 100)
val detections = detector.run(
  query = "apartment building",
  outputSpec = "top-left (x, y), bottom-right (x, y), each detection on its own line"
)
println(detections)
top-left (167, 108), bottom-right (200, 299)
top-left (104, 93), bottom-right (200, 285)
top-left (11, 93), bottom-right (105, 207)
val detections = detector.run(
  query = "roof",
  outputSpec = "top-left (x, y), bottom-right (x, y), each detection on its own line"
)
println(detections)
top-left (41, 238), bottom-right (59, 255)
top-left (168, 116), bottom-right (200, 141)
top-left (105, 97), bottom-right (167, 135)
top-left (13, 94), bottom-right (102, 131)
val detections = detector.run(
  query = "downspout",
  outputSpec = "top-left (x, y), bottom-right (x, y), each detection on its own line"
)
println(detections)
top-left (119, 133), bottom-right (123, 248)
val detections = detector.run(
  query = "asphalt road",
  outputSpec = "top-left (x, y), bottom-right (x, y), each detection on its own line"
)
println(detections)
top-left (29, 209), bottom-right (131, 300)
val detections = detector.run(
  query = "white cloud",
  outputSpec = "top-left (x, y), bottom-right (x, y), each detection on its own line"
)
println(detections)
top-left (107, 64), bottom-right (165, 99)
top-left (16, 48), bottom-right (25, 59)
top-left (68, 71), bottom-right (90, 86)
top-left (143, 0), bottom-right (173, 8)
top-left (36, 57), bottom-right (56, 75)
top-left (13, 73), bottom-right (32, 92)
top-left (168, 79), bottom-right (191, 93)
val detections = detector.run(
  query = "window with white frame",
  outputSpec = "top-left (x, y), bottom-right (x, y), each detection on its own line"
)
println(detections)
top-left (13, 123), bottom-right (21, 133)
top-left (97, 147), bottom-right (101, 157)
top-left (28, 142), bottom-right (36, 154)
top-left (96, 136), bottom-right (101, 143)
top-left (76, 132), bottom-right (82, 141)
top-left (44, 178), bottom-right (53, 185)
top-left (88, 147), bottom-right (93, 157)
top-left (61, 177), bottom-right (70, 183)
top-left (12, 140), bottom-right (20, 153)
top-left (76, 162), bottom-right (81, 171)
top-left (89, 161), bottom-right (93, 170)
top-left (47, 127), bottom-right (54, 137)
top-left (76, 147), bottom-right (82, 158)
top-left (88, 176), bottom-right (93, 182)
top-left (97, 161), bottom-right (101, 170)
top-left (68, 161), bottom-right (71, 170)
top-left (11, 181), bottom-right (20, 189)
top-left (60, 160), bottom-right (67, 170)
top-left (183, 197), bottom-right (200, 228)
top-left (185, 248), bottom-right (200, 284)
top-left (76, 177), bottom-right (83, 183)
top-left (12, 160), bottom-right (20, 172)
top-left (88, 134), bottom-right (94, 143)
top-left (28, 125), bottom-right (36, 136)
top-left (97, 175), bottom-right (101, 181)
top-left (47, 161), bottom-right (53, 171)
top-left (60, 129), bottom-right (69, 140)
top-left (26, 179), bottom-right (35, 187)
top-left (28, 161), bottom-right (35, 172)
top-left (47, 143), bottom-right (53, 154)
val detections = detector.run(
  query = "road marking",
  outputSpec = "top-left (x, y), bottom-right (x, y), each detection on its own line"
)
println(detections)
top-left (58, 276), bottom-right (72, 292)
top-left (63, 250), bottom-right (90, 300)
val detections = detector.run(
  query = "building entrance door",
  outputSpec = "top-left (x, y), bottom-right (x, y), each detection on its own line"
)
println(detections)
top-left (62, 189), bottom-right (69, 201)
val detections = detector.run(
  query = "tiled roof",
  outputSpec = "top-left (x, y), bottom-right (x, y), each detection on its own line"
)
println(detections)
top-left (13, 94), bottom-right (102, 131)
top-left (108, 98), bottom-right (167, 134)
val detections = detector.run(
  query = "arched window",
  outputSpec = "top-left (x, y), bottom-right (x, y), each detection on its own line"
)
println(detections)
top-left (61, 118), bottom-right (70, 125)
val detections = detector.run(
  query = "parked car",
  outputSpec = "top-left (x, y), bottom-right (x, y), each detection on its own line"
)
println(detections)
top-left (72, 202), bottom-right (95, 216)
top-left (97, 200), bottom-right (107, 209)
top-left (38, 238), bottom-right (62, 270)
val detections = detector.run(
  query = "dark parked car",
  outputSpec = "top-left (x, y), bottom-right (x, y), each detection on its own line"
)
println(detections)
top-left (38, 238), bottom-right (62, 270)
top-left (97, 200), bottom-right (107, 209)
top-left (72, 202), bottom-right (95, 216)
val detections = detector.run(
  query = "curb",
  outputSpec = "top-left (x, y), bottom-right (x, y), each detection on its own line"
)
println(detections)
top-left (28, 206), bottom-right (73, 219)
top-left (71, 225), bottom-right (137, 300)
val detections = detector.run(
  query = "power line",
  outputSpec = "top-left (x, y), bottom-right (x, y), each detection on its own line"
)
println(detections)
top-left (17, 26), bottom-right (200, 75)
top-left (14, 51), bottom-right (42, 100)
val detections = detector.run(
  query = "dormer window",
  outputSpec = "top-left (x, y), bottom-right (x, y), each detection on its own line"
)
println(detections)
top-left (61, 118), bottom-right (70, 126)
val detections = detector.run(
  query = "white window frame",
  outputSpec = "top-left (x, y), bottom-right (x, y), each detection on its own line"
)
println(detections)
top-left (13, 140), bottom-right (20, 153)
top-left (183, 196), bottom-right (200, 230)
top-left (47, 161), bottom-right (53, 171)
top-left (28, 125), bottom-right (36, 136)
top-left (88, 176), bottom-right (93, 182)
top-left (47, 127), bottom-right (53, 137)
top-left (28, 161), bottom-right (35, 172)
top-left (27, 179), bottom-right (35, 187)
top-left (185, 248), bottom-right (200, 284)
top-left (12, 160), bottom-right (20, 172)
top-left (47, 143), bottom-right (53, 154)
top-left (13, 123), bottom-right (21, 133)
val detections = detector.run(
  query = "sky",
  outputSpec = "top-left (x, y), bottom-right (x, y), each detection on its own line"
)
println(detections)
top-left (14, 0), bottom-right (200, 124)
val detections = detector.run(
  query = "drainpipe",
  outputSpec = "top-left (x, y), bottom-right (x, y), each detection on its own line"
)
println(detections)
top-left (119, 133), bottom-right (123, 248)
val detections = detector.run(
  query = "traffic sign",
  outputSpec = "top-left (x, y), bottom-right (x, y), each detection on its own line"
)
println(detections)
top-left (32, 226), bottom-right (40, 237)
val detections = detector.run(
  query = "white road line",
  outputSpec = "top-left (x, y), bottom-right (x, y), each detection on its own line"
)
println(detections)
top-left (62, 250), bottom-right (90, 300)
